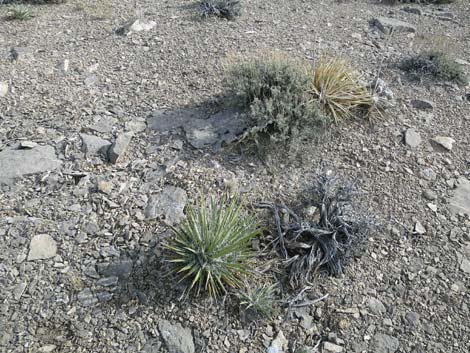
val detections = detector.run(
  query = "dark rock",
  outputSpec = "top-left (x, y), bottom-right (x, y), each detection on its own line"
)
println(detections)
top-left (96, 258), bottom-right (133, 280)
top-left (145, 185), bottom-right (187, 225)
top-left (80, 133), bottom-right (111, 156)
top-left (372, 17), bottom-right (416, 34)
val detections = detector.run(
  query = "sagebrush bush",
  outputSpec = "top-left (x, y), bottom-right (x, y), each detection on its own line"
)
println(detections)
top-left (309, 58), bottom-right (378, 122)
top-left (200, 0), bottom-right (241, 20)
top-left (165, 196), bottom-right (260, 297)
top-left (237, 284), bottom-right (278, 319)
top-left (227, 53), bottom-right (326, 143)
top-left (400, 50), bottom-right (468, 85)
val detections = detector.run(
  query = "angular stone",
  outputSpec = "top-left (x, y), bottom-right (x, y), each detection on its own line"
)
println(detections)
top-left (410, 99), bottom-right (433, 110)
top-left (0, 81), bottom-right (8, 97)
top-left (414, 222), bottom-right (426, 235)
top-left (125, 118), bottom-right (147, 132)
top-left (448, 178), bottom-right (470, 216)
top-left (401, 7), bottom-right (422, 16)
top-left (431, 136), bottom-right (455, 151)
top-left (372, 17), bottom-right (416, 34)
top-left (28, 234), bottom-right (57, 261)
top-left (158, 320), bottom-right (195, 353)
top-left (404, 128), bottom-right (421, 148)
top-left (116, 19), bottom-right (157, 36)
top-left (80, 133), bottom-right (111, 155)
top-left (0, 145), bottom-right (61, 181)
top-left (267, 330), bottom-right (288, 353)
top-left (422, 189), bottom-right (437, 201)
top-left (145, 185), bottom-right (187, 225)
top-left (367, 297), bottom-right (386, 315)
top-left (371, 333), bottom-right (399, 353)
top-left (108, 132), bottom-right (133, 164)
top-left (77, 288), bottom-right (98, 307)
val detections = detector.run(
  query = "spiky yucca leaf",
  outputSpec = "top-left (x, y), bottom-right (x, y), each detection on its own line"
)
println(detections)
top-left (166, 196), bottom-right (260, 297)
top-left (8, 5), bottom-right (32, 20)
top-left (309, 58), bottom-right (376, 122)
top-left (237, 284), bottom-right (278, 319)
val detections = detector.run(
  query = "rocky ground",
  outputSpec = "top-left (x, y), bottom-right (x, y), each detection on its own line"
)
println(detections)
top-left (0, 0), bottom-right (469, 352)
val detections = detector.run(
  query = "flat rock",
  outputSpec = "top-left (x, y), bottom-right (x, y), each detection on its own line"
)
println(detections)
top-left (431, 136), bottom-right (455, 151)
top-left (423, 189), bottom-right (437, 201)
top-left (116, 19), bottom-right (157, 36)
top-left (10, 47), bottom-right (34, 62)
top-left (371, 333), bottom-right (399, 353)
top-left (147, 108), bottom-right (249, 148)
top-left (96, 258), bottom-right (133, 280)
top-left (448, 178), bottom-right (470, 216)
top-left (80, 133), bottom-right (111, 155)
top-left (125, 118), bottom-right (147, 132)
top-left (401, 7), bottom-right (422, 16)
top-left (145, 185), bottom-right (187, 225)
top-left (158, 320), bottom-right (195, 353)
top-left (323, 342), bottom-right (343, 353)
top-left (0, 81), bottom-right (8, 97)
top-left (410, 99), bottom-right (433, 110)
top-left (28, 234), bottom-right (57, 261)
top-left (108, 132), bottom-right (133, 164)
top-left (89, 116), bottom-right (118, 133)
top-left (404, 128), bottom-right (421, 148)
top-left (372, 17), bottom-right (416, 34)
top-left (0, 145), bottom-right (62, 181)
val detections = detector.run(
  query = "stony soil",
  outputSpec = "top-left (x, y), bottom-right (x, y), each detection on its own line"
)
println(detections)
top-left (0, 0), bottom-right (469, 353)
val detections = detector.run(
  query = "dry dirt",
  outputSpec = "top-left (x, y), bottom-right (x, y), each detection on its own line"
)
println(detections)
top-left (0, 0), bottom-right (469, 353)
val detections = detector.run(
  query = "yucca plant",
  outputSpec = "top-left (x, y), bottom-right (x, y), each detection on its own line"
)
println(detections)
top-left (8, 5), bottom-right (32, 20)
top-left (165, 196), bottom-right (260, 297)
top-left (308, 58), bottom-right (377, 122)
top-left (237, 284), bottom-right (278, 319)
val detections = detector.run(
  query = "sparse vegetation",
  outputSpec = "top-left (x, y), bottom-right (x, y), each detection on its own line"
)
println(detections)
top-left (400, 50), bottom-right (468, 85)
top-left (237, 284), bottom-right (278, 319)
top-left (200, 0), bottom-right (241, 20)
top-left (309, 58), bottom-right (378, 122)
top-left (7, 5), bottom-right (32, 20)
top-left (227, 53), bottom-right (326, 143)
top-left (165, 196), bottom-right (260, 297)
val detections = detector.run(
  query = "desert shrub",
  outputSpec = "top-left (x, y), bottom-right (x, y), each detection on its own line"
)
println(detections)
top-left (165, 196), bottom-right (260, 297)
top-left (7, 4), bottom-right (31, 19)
top-left (309, 58), bottom-right (378, 122)
top-left (258, 166), bottom-right (373, 287)
top-left (237, 284), bottom-right (278, 319)
top-left (226, 53), bottom-right (326, 143)
top-left (200, 0), bottom-right (241, 20)
top-left (400, 50), bottom-right (468, 85)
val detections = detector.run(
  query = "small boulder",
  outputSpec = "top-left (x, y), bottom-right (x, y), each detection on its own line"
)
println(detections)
top-left (28, 234), bottom-right (57, 261)
top-left (116, 19), bottom-right (157, 36)
top-left (108, 132), bottom-right (133, 164)
top-left (371, 333), bottom-right (399, 353)
top-left (158, 320), bottom-right (195, 353)
top-left (404, 128), bottom-right (421, 148)
top-left (80, 133), bottom-right (111, 156)
top-left (145, 185), bottom-right (187, 225)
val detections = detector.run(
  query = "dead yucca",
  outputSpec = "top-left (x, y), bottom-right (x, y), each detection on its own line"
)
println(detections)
top-left (309, 58), bottom-right (377, 122)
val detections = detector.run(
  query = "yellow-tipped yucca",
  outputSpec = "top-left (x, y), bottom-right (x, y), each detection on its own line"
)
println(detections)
top-left (309, 58), bottom-right (376, 122)
top-left (165, 196), bottom-right (260, 297)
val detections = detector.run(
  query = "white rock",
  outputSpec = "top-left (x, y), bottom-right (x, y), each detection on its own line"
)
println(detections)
top-left (267, 331), bottom-right (288, 353)
top-left (28, 234), bottom-right (57, 261)
top-left (432, 136), bottom-right (455, 151)
top-left (414, 222), bottom-right (426, 235)
top-left (0, 81), bottom-right (8, 97)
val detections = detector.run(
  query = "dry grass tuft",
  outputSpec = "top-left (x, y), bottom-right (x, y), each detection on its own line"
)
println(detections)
top-left (308, 58), bottom-right (378, 122)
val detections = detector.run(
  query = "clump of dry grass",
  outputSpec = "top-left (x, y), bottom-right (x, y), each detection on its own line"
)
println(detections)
top-left (308, 58), bottom-right (378, 122)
